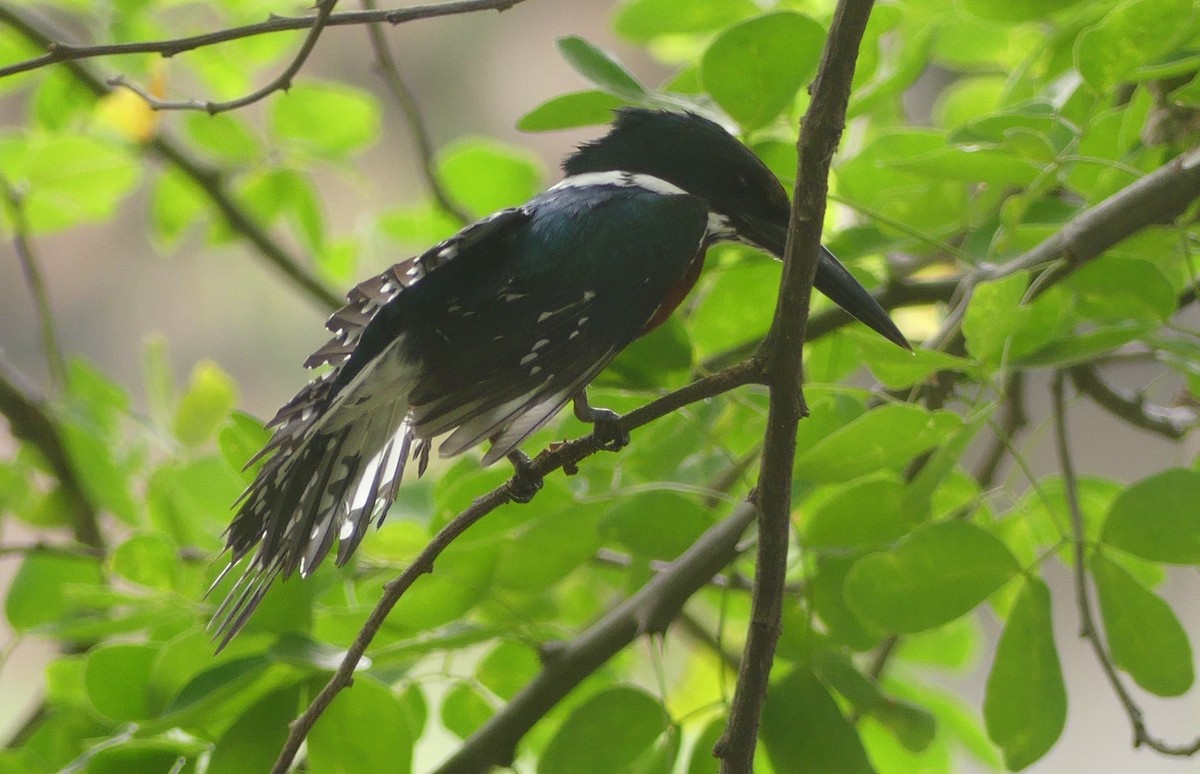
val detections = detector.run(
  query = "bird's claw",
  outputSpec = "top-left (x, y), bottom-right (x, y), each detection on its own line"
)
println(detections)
top-left (590, 408), bottom-right (629, 452)
top-left (506, 450), bottom-right (543, 503)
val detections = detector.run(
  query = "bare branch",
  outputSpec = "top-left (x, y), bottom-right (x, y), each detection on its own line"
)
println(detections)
top-left (360, 0), bottom-right (472, 223)
top-left (1051, 373), bottom-right (1200, 758)
top-left (0, 354), bottom-right (103, 549)
top-left (0, 0), bottom-right (529, 80)
top-left (1069, 364), bottom-right (1196, 440)
top-left (108, 0), bottom-right (340, 114)
top-left (0, 2), bottom-right (342, 311)
top-left (929, 147), bottom-right (1200, 352)
top-left (0, 177), bottom-right (67, 388)
top-left (434, 502), bottom-right (759, 773)
top-left (271, 359), bottom-right (764, 773)
top-left (716, 2), bottom-right (877, 769)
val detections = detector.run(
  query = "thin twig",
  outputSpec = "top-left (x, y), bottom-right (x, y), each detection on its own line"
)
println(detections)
top-left (0, 354), bottom-right (103, 549)
top-left (715, 3), bottom-right (877, 770)
top-left (0, 2), bottom-right (342, 311)
top-left (0, 178), bottom-right (67, 388)
top-left (1051, 372), bottom-right (1200, 757)
top-left (0, 542), bottom-right (105, 559)
top-left (435, 502), bottom-right (759, 773)
top-left (0, 0), bottom-right (528, 80)
top-left (927, 146), bottom-right (1200, 352)
top-left (1069, 364), bottom-right (1195, 440)
top-left (107, 0), bottom-right (340, 114)
top-left (360, 0), bottom-right (472, 223)
top-left (270, 359), bottom-right (764, 773)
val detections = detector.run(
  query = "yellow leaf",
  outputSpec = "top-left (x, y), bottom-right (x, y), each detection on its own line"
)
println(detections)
top-left (95, 65), bottom-right (165, 142)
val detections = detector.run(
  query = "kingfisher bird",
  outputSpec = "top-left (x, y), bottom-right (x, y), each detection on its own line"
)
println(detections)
top-left (211, 108), bottom-right (909, 645)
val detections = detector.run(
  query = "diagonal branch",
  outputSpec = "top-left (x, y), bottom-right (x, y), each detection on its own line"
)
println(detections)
top-left (928, 147), bottom-right (1200, 352)
top-left (360, 0), bottom-right (472, 223)
top-left (269, 359), bottom-right (764, 774)
top-left (0, 354), bottom-right (103, 549)
top-left (1068, 364), bottom-right (1196, 440)
top-left (434, 502), bottom-right (759, 773)
top-left (107, 0), bottom-right (340, 114)
top-left (715, 2), bottom-right (877, 769)
top-left (1051, 373), bottom-right (1200, 758)
top-left (1, 176), bottom-right (67, 388)
top-left (0, 0), bottom-right (529, 80)
top-left (0, 2), bottom-right (341, 311)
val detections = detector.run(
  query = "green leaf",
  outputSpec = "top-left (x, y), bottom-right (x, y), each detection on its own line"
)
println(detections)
top-left (891, 145), bottom-right (1040, 186)
top-left (960, 0), bottom-right (1085, 22)
top-left (477, 641), bottom-right (540, 700)
top-left (845, 521), bottom-right (1019, 632)
top-left (761, 669), bottom-right (875, 774)
top-left (602, 491), bottom-right (714, 559)
top-left (493, 501), bottom-right (605, 591)
top-left (441, 683), bottom-right (493, 739)
top-left (1091, 551), bottom-right (1193, 696)
top-left (174, 360), bottom-right (238, 447)
top-left (150, 168), bottom-right (206, 249)
top-left (851, 328), bottom-right (976, 389)
top-left (6, 553), bottom-right (103, 632)
top-left (185, 112), bottom-right (260, 164)
top-left (983, 577), bottom-right (1066, 770)
top-left (803, 475), bottom-right (914, 549)
top-left (208, 684), bottom-right (301, 774)
top-left (539, 686), bottom-right (667, 774)
top-left (308, 674), bottom-right (413, 774)
top-left (688, 257), bottom-right (780, 359)
top-left (836, 131), bottom-right (968, 236)
top-left (436, 137), bottom-right (542, 217)
top-left (614, 0), bottom-right (758, 41)
top-left (962, 272), bottom-right (1026, 366)
top-left (1020, 321), bottom-right (1156, 367)
top-left (700, 12), bottom-right (826, 130)
top-left (811, 555), bottom-right (884, 651)
top-left (1076, 0), bottom-right (1195, 91)
top-left (0, 133), bottom-right (140, 233)
top-left (814, 653), bottom-right (935, 753)
top-left (1101, 468), bottom-right (1200, 563)
top-left (601, 314), bottom-right (693, 389)
top-left (269, 81), bottom-right (380, 158)
top-left (557, 36), bottom-right (647, 100)
top-left (793, 404), bottom-right (963, 483)
top-left (110, 533), bottom-right (178, 591)
top-left (1063, 257), bottom-right (1176, 323)
top-left (84, 644), bottom-right (158, 722)
top-left (517, 90), bottom-right (626, 132)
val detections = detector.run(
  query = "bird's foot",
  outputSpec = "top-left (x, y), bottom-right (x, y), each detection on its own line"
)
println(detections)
top-left (573, 391), bottom-right (629, 453)
top-left (589, 408), bottom-right (629, 452)
top-left (506, 450), bottom-right (543, 503)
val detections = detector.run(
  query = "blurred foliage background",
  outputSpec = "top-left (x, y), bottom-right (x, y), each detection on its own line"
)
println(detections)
top-left (1, 0), bottom-right (1199, 772)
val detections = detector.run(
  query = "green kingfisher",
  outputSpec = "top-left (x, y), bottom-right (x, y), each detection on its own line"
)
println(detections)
top-left (211, 108), bottom-right (909, 644)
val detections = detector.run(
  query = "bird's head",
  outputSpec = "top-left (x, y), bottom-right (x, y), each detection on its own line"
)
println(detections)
top-left (564, 108), bottom-right (910, 350)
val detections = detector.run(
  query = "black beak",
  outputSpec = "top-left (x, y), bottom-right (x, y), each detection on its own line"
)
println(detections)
top-left (746, 220), bottom-right (911, 351)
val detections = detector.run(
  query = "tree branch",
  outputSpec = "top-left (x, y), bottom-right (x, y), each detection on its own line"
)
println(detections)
top-left (270, 359), bottom-right (764, 773)
top-left (0, 0), bottom-right (528, 80)
top-left (929, 147), bottom-right (1200, 352)
top-left (0, 354), bottom-right (103, 549)
top-left (1051, 372), bottom-right (1200, 757)
top-left (715, 3), bottom-right (876, 769)
top-left (1068, 364), bottom-right (1196, 440)
top-left (0, 2), bottom-right (342, 311)
top-left (107, 0), bottom-right (339, 114)
top-left (434, 502), bottom-right (759, 773)
top-left (360, 0), bottom-right (472, 223)
top-left (0, 176), bottom-right (67, 388)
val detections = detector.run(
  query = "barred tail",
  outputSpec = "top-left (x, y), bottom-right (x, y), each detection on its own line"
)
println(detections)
top-left (210, 339), bottom-right (423, 649)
